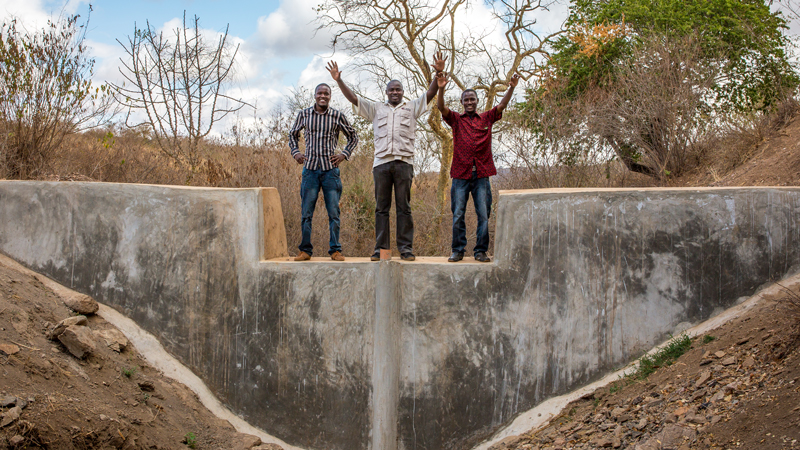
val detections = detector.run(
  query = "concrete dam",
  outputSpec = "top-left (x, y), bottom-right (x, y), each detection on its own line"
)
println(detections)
top-left (0, 181), bottom-right (798, 450)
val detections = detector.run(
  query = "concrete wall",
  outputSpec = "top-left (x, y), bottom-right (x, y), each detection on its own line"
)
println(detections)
top-left (1, 181), bottom-right (798, 450)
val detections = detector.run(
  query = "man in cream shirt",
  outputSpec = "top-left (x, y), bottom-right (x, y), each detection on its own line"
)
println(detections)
top-left (328, 53), bottom-right (445, 261)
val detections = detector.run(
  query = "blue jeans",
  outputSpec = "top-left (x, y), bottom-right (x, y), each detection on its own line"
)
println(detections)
top-left (299, 167), bottom-right (342, 255)
top-left (451, 173), bottom-right (492, 254)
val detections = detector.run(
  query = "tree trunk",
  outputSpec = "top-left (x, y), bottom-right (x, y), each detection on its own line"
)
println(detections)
top-left (428, 106), bottom-right (453, 214)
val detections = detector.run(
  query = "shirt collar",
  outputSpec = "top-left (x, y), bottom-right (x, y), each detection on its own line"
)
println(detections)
top-left (384, 100), bottom-right (407, 110)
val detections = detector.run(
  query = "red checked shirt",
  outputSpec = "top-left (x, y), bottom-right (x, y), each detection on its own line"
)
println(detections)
top-left (443, 106), bottom-right (502, 180)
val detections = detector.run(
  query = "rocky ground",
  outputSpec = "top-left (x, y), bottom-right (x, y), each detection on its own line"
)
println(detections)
top-left (0, 257), bottom-right (281, 449)
top-left (491, 286), bottom-right (800, 450)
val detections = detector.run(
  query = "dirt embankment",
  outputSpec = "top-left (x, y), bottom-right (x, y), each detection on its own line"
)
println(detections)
top-left (0, 257), bottom-right (279, 450)
top-left (492, 288), bottom-right (800, 450)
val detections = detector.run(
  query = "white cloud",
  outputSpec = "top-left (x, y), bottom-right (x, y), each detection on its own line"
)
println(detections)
top-left (247, 0), bottom-right (331, 59)
top-left (0, 0), bottom-right (87, 29)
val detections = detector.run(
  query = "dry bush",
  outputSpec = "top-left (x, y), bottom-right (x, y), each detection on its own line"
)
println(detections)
top-left (587, 36), bottom-right (717, 182)
top-left (0, 15), bottom-right (114, 180)
top-left (689, 96), bottom-right (800, 179)
top-left (494, 104), bottom-right (649, 190)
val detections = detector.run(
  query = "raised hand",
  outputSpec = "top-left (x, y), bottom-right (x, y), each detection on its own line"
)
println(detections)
top-left (326, 61), bottom-right (342, 81)
top-left (508, 73), bottom-right (521, 88)
top-left (436, 71), bottom-right (449, 89)
top-left (431, 51), bottom-right (447, 74)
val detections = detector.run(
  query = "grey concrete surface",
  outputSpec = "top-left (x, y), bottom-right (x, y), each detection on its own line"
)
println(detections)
top-left (1, 181), bottom-right (798, 450)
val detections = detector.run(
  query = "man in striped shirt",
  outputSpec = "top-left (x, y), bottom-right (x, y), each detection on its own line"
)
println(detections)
top-left (289, 83), bottom-right (359, 261)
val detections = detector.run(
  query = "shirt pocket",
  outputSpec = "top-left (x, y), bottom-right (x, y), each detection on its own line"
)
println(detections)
top-left (398, 108), bottom-right (415, 139)
top-left (375, 112), bottom-right (389, 138)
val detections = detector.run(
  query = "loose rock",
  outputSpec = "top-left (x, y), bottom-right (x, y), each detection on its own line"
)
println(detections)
top-left (0, 406), bottom-right (22, 428)
top-left (695, 370), bottom-right (711, 387)
top-left (57, 325), bottom-right (96, 358)
top-left (0, 342), bottom-right (20, 356)
top-left (0, 396), bottom-right (16, 407)
top-left (95, 328), bottom-right (128, 352)
top-left (62, 292), bottom-right (99, 315)
top-left (720, 356), bottom-right (737, 366)
top-left (48, 315), bottom-right (88, 340)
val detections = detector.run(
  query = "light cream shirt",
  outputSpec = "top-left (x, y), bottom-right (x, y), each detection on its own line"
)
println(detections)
top-left (354, 92), bottom-right (428, 168)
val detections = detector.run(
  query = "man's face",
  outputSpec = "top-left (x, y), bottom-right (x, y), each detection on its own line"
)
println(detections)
top-left (386, 81), bottom-right (404, 106)
top-left (315, 86), bottom-right (331, 109)
top-left (461, 91), bottom-right (478, 113)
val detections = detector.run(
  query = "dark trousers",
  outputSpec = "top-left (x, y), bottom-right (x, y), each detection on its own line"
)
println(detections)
top-left (299, 167), bottom-right (342, 256)
top-left (373, 160), bottom-right (413, 254)
top-left (451, 172), bottom-right (492, 254)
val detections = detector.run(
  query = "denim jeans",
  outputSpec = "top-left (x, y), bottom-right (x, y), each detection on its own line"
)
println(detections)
top-left (373, 160), bottom-right (414, 254)
top-left (299, 167), bottom-right (342, 256)
top-left (451, 172), bottom-right (492, 254)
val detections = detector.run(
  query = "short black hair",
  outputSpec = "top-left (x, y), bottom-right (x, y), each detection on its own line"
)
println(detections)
top-left (386, 79), bottom-right (403, 90)
top-left (315, 83), bottom-right (331, 94)
top-left (461, 89), bottom-right (478, 100)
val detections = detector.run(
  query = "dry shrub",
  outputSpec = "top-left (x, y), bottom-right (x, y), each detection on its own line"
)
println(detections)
top-left (693, 96), bottom-right (800, 176)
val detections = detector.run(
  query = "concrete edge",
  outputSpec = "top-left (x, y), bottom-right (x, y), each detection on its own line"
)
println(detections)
top-left (472, 271), bottom-right (800, 450)
top-left (498, 186), bottom-right (800, 195)
top-left (0, 253), bottom-right (306, 450)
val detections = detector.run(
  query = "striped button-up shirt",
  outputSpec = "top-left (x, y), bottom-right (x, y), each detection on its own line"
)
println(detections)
top-left (289, 106), bottom-right (358, 171)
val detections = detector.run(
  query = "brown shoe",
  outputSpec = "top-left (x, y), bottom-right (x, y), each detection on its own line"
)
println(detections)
top-left (294, 251), bottom-right (311, 261)
top-left (331, 251), bottom-right (345, 261)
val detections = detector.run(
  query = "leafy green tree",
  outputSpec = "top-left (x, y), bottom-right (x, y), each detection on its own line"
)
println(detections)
top-left (562, 0), bottom-right (797, 110)
top-left (525, 0), bottom-right (799, 180)
top-left (0, 14), bottom-right (113, 179)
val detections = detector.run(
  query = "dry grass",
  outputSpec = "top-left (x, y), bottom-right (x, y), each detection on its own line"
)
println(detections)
top-left (690, 97), bottom-right (800, 177)
top-left (2, 114), bottom-right (683, 257)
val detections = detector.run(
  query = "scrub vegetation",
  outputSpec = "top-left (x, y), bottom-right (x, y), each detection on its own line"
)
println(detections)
top-left (2, 0), bottom-right (800, 257)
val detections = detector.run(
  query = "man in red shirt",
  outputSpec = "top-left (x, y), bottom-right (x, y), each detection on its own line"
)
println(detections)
top-left (436, 72), bottom-right (520, 262)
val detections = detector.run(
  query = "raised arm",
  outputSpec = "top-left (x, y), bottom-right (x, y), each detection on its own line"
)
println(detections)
top-left (436, 72), bottom-right (451, 119)
top-left (426, 51), bottom-right (447, 103)
top-left (327, 61), bottom-right (359, 107)
top-left (496, 73), bottom-right (521, 114)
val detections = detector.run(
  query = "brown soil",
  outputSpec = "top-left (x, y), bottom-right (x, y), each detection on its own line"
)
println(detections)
top-left (493, 288), bottom-right (800, 450)
top-left (0, 259), bottom-right (272, 450)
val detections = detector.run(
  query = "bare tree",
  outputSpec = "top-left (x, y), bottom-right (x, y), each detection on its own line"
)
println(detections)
top-left (111, 13), bottom-right (247, 173)
top-left (317, 0), bottom-right (564, 211)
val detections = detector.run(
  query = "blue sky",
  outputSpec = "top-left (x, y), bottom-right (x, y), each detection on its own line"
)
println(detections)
top-left (0, 0), bottom-right (338, 119)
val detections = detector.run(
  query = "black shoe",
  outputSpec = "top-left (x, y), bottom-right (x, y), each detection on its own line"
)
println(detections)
top-left (370, 251), bottom-right (380, 261)
top-left (400, 252), bottom-right (416, 261)
top-left (448, 251), bottom-right (464, 262)
top-left (474, 252), bottom-right (491, 262)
